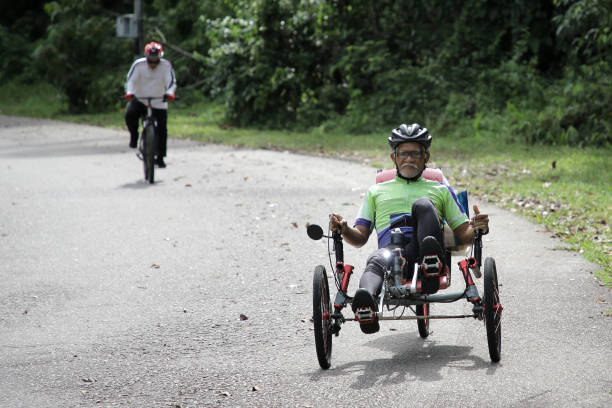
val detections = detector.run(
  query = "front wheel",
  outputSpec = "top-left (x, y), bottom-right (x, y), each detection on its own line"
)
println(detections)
top-left (483, 257), bottom-right (502, 362)
top-left (416, 303), bottom-right (430, 338)
top-left (144, 125), bottom-right (155, 184)
top-left (313, 265), bottom-right (332, 369)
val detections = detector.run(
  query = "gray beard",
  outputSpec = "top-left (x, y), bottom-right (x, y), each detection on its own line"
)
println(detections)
top-left (396, 165), bottom-right (425, 182)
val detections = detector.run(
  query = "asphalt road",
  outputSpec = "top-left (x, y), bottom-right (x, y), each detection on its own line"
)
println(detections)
top-left (1, 116), bottom-right (610, 408)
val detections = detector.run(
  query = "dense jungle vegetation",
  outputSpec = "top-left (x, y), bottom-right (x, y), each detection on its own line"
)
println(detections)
top-left (3, 0), bottom-right (611, 146)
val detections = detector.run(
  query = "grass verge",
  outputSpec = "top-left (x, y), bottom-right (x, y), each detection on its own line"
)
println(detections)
top-left (1, 82), bottom-right (610, 287)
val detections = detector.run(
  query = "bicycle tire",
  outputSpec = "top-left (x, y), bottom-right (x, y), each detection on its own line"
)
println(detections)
top-left (416, 303), bottom-right (430, 338)
top-left (144, 125), bottom-right (155, 183)
top-left (483, 257), bottom-right (501, 362)
top-left (313, 265), bottom-right (332, 369)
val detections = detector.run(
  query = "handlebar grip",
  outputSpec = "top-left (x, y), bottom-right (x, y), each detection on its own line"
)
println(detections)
top-left (474, 229), bottom-right (483, 267)
top-left (332, 230), bottom-right (344, 264)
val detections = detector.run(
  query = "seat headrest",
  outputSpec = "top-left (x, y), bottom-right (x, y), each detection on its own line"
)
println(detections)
top-left (376, 168), bottom-right (445, 184)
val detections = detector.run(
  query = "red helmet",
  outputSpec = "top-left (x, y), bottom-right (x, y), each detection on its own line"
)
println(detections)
top-left (144, 42), bottom-right (164, 59)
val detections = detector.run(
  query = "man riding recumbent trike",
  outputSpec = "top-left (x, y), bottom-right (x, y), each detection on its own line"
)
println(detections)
top-left (307, 123), bottom-right (502, 369)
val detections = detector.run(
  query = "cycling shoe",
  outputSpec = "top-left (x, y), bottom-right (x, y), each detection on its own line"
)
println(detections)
top-left (352, 289), bottom-right (379, 334)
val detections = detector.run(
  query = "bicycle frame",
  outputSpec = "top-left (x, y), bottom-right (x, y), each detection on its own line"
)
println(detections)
top-left (134, 97), bottom-right (162, 141)
top-left (309, 222), bottom-right (502, 368)
top-left (132, 96), bottom-right (164, 183)
top-left (326, 227), bottom-right (486, 329)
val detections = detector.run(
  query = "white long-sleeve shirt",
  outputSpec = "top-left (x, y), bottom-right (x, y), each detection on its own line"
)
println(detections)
top-left (125, 58), bottom-right (177, 109)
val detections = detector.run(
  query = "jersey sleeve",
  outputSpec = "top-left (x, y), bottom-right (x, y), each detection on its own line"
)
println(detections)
top-left (125, 61), bottom-right (139, 95)
top-left (354, 187), bottom-right (375, 231)
top-left (165, 61), bottom-right (177, 95)
top-left (444, 185), bottom-right (469, 230)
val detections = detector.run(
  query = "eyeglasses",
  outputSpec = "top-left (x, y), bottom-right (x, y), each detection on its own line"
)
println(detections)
top-left (396, 149), bottom-right (425, 159)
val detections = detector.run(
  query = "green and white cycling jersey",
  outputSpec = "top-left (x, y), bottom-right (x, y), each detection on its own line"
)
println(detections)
top-left (354, 175), bottom-right (468, 248)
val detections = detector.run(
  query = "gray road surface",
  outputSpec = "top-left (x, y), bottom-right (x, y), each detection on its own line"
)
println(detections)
top-left (1, 116), bottom-right (610, 407)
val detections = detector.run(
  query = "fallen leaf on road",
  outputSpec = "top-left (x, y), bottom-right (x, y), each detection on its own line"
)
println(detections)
top-left (151, 264), bottom-right (160, 269)
top-left (291, 222), bottom-right (298, 228)
top-left (239, 314), bottom-right (248, 321)
top-left (248, 386), bottom-right (259, 392)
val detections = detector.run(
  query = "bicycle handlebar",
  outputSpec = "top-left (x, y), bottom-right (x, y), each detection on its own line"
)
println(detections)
top-left (132, 96), bottom-right (168, 104)
top-left (124, 95), bottom-right (177, 104)
top-left (332, 230), bottom-right (344, 264)
top-left (474, 229), bottom-right (483, 267)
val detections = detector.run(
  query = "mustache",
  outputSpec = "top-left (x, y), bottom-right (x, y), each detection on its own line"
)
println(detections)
top-left (401, 163), bottom-right (419, 170)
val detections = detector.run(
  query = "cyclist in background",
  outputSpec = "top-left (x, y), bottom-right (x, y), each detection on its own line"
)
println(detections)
top-left (125, 42), bottom-right (177, 168)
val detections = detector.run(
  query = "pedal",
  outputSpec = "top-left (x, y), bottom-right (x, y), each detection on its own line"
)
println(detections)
top-left (472, 302), bottom-right (484, 319)
top-left (354, 307), bottom-right (376, 324)
top-left (421, 254), bottom-right (443, 277)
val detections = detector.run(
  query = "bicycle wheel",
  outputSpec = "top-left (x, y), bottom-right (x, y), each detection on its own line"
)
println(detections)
top-left (416, 303), bottom-right (430, 338)
top-left (483, 257), bottom-right (501, 362)
top-left (144, 125), bottom-right (155, 184)
top-left (313, 265), bottom-right (332, 369)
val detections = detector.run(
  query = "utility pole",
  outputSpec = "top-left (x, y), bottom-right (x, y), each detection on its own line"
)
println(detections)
top-left (135, 0), bottom-right (143, 55)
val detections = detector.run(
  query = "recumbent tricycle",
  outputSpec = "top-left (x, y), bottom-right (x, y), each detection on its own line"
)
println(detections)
top-left (307, 168), bottom-right (502, 369)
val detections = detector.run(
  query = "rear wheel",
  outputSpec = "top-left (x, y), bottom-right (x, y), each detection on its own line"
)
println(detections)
top-left (144, 125), bottom-right (155, 184)
top-left (483, 257), bottom-right (501, 362)
top-left (416, 303), bottom-right (430, 338)
top-left (313, 265), bottom-right (332, 369)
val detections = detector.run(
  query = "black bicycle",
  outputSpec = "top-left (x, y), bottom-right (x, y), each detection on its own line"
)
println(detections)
top-left (133, 96), bottom-right (165, 184)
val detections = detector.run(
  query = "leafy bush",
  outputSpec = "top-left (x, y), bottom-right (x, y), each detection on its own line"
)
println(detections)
top-left (502, 61), bottom-right (612, 146)
top-left (6, 0), bottom-right (612, 146)
top-left (0, 26), bottom-right (38, 83)
top-left (33, 0), bottom-right (132, 113)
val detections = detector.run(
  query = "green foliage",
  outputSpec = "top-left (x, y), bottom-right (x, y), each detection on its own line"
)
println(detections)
top-left (4, 0), bottom-right (612, 145)
top-left (199, 0), bottom-right (575, 132)
top-left (33, 0), bottom-right (132, 113)
top-left (205, 0), bottom-right (329, 127)
top-left (0, 26), bottom-right (38, 83)
top-left (502, 61), bottom-right (612, 146)
top-left (553, 0), bottom-right (612, 65)
top-left (0, 81), bottom-right (67, 117)
top-left (0, 0), bottom-right (48, 83)
top-left (148, 0), bottom-right (238, 89)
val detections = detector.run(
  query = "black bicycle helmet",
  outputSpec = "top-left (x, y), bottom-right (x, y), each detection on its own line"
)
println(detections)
top-left (388, 123), bottom-right (432, 151)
